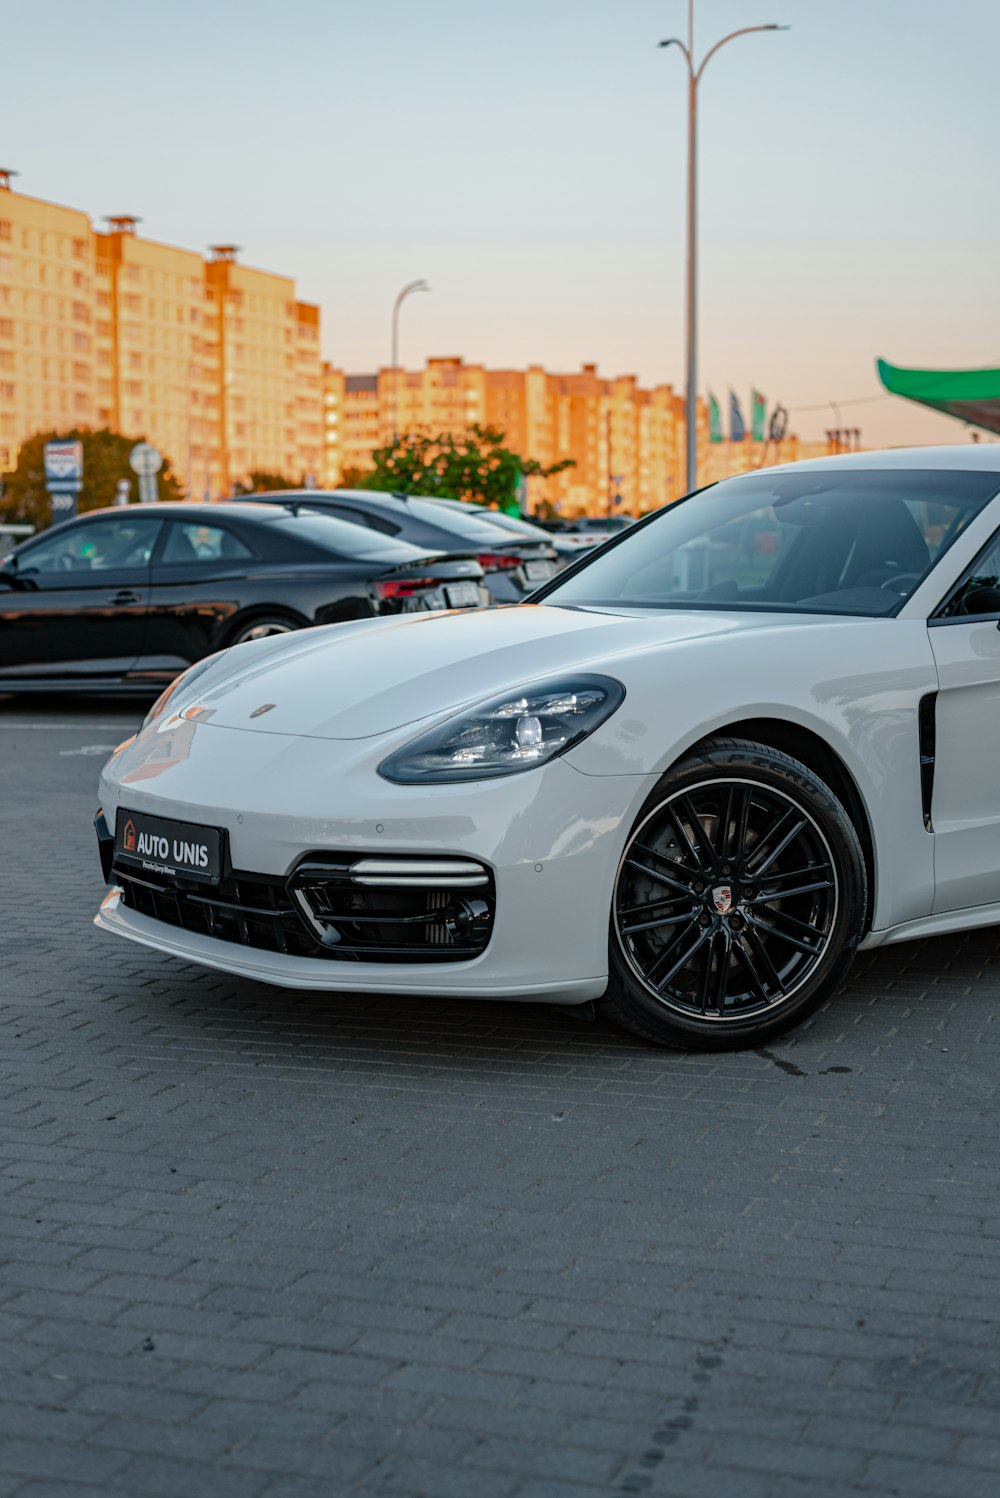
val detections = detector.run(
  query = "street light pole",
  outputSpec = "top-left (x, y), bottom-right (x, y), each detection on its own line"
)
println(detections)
top-left (391, 279), bottom-right (430, 442)
top-left (660, 8), bottom-right (787, 493)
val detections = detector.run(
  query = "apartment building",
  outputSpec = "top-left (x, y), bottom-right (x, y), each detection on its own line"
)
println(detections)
top-left (1, 172), bottom-right (828, 513)
top-left (0, 170), bottom-right (96, 469)
top-left (93, 217), bottom-right (211, 495)
top-left (322, 356), bottom-right (823, 515)
top-left (0, 172), bottom-right (321, 494)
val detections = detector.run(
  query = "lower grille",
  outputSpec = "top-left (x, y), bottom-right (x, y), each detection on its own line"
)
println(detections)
top-left (112, 852), bottom-right (495, 964)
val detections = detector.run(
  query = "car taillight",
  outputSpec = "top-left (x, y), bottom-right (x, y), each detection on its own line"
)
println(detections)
top-left (375, 577), bottom-right (440, 600)
top-left (476, 553), bottom-right (521, 571)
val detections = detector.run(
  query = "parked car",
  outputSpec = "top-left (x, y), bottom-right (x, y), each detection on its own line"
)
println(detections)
top-left (0, 523), bottom-right (35, 557)
top-left (529, 515), bottom-right (624, 547)
top-left (95, 447), bottom-right (1000, 1049)
top-left (423, 498), bottom-right (602, 566)
top-left (247, 489), bottom-right (559, 601)
top-left (566, 515), bottom-right (636, 535)
top-left (0, 502), bottom-right (487, 693)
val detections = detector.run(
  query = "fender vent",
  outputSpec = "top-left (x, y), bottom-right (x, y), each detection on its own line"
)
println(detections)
top-left (918, 692), bottom-right (937, 832)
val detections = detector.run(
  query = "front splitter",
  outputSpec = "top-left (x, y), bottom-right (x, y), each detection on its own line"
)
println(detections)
top-left (94, 886), bottom-right (607, 1004)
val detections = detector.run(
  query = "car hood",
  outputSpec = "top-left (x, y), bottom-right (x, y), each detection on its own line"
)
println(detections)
top-left (183, 603), bottom-right (840, 741)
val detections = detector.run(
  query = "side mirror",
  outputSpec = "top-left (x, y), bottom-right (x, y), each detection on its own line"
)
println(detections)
top-left (0, 557), bottom-right (15, 588)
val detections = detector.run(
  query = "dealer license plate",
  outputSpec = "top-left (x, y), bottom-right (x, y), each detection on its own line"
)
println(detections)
top-left (115, 808), bottom-right (222, 884)
top-left (445, 581), bottom-right (482, 608)
top-left (523, 559), bottom-right (556, 581)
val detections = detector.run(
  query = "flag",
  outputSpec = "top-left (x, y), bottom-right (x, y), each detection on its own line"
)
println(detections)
top-left (729, 390), bottom-right (746, 443)
top-left (751, 388), bottom-right (767, 443)
top-left (708, 392), bottom-right (723, 444)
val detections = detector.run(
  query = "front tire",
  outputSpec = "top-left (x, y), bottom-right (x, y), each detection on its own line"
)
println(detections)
top-left (602, 739), bottom-right (866, 1050)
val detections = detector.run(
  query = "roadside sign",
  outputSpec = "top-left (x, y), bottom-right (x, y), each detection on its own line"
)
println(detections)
top-left (50, 491), bottom-right (78, 522)
top-left (129, 442), bottom-right (162, 477)
top-left (45, 440), bottom-right (82, 521)
top-left (44, 440), bottom-right (83, 487)
top-left (114, 479), bottom-right (131, 506)
top-left (130, 443), bottom-right (162, 504)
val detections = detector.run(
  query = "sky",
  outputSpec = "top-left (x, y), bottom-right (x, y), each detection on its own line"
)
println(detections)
top-left (5, 0), bottom-right (999, 447)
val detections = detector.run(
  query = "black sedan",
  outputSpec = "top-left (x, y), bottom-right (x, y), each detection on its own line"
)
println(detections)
top-left (0, 502), bottom-right (489, 693)
top-left (423, 498), bottom-right (603, 566)
top-left (247, 489), bottom-right (559, 602)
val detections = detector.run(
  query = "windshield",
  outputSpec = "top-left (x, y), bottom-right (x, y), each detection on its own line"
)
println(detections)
top-left (541, 469), bottom-right (999, 616)
top-left (273, 513), bottom-right (423, 564)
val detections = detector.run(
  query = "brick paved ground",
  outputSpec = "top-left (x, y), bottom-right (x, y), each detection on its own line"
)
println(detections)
top-left (2, 698), bottom-right (1000, 1498)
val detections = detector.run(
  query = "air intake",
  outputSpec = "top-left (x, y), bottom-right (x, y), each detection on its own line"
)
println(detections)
top-left (288, 854), bottom-right (495, 962)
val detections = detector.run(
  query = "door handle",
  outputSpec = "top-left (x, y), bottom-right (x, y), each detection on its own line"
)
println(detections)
top-left (110, 590), bottom-right (143, 605)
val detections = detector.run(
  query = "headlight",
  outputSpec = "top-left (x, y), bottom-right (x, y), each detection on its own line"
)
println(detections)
top-left (141, 652), bottom-right (227, 731)
top-left (378, 674), bottom-right (625, 783)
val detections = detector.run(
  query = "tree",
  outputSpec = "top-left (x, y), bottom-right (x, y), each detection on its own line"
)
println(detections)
top-left (0, 428), bottom-right (183, 529)
top-left (233, 470), bottom-right (300, 495)
top-left (338, 466), bottom-right (371, 490)
top-left (358, 425), bottom-right (574, 512)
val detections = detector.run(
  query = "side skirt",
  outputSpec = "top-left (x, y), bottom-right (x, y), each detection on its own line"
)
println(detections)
top-left (861, 901), bottom-right (1000, 950)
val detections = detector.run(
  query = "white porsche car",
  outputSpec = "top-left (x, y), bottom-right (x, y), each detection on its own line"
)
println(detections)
top-left (95, 446), bottom-right (1000, 1050)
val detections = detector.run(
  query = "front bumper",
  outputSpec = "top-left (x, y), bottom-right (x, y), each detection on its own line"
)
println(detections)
top-left (95, 887), bottom-right (606, 1001)
top-left (94, 719), bottom-right (657, 1002)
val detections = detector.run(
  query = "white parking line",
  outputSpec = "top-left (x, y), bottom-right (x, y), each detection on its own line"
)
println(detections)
top-left (59, 744), bottom-right (117, 757)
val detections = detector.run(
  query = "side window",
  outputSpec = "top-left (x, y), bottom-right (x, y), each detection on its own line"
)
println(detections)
top-left (937, 531), bottom-right (1000, 619)
top-left (160, 522), bottom-right (255, 565)
top-left (17, 518), bottom-right (161, 575)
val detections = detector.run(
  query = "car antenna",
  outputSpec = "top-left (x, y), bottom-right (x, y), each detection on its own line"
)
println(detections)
top-left (391, 488), bottom-right (412, 503)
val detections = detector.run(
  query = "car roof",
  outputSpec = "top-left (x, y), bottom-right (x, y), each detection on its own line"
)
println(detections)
top-left (54, 501), bottom-right (293, 523)
top-left (250, 488), bottom-right (519, 536)
top-left (254, 489), bottom-right (439, 510)
top-left (755, 445), bottom-right (1000, 478)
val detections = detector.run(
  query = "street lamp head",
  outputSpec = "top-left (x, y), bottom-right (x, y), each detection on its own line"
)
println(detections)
top-left (658, 37), bottom-right (683, 47)
top-left (396, 279), bottom-right (431, 303)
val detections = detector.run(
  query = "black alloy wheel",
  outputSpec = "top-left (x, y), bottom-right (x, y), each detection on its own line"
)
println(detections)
top-left (602, 739), bottom-right (866, 1050)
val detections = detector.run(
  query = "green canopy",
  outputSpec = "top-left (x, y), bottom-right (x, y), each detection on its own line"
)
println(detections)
top-left (877, 358), bottom-right (1000, 435)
